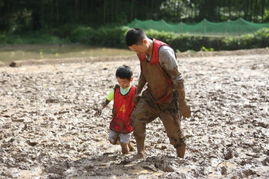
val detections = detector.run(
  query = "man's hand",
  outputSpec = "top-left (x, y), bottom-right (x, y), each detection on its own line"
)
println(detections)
top-left (179, 103), bottom-right (191, 118)
top-left (134, 95), bottom-right (141, 105)
top-left (176, 82), bottom-right (191, 118)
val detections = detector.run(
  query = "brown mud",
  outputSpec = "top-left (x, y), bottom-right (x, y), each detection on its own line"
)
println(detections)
top-left (0, 49), bottom-right (269, 178)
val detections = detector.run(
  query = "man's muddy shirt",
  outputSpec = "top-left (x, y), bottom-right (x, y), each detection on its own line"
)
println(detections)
top-left (144, 45), bottom-right (183, 89)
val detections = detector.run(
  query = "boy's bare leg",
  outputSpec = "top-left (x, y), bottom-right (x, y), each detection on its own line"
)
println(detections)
top-left (128, 142), bottom-right (135, 152)
top-left (109, 136), bottom-right (119, 145)
top-left (120, 143), bottom-right (129, 154)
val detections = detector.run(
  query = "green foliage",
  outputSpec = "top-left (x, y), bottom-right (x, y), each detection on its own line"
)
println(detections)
top-left (68, 26), bottom-right (128, 47)
top-left (264, 10), bottom-right (269, 21)
top-left (145, 29), bottom-right (223, 51)
top-left (91, 26), bottom-right (129, 47)
top-left (1, 26), bottom-right (268, 51)
top-left (223, 28), bottom-right (269, 50)
top-left (128, 18), bottom-right (269, 36)
top-left (0, 32), bottom-right (69, 45)
top-left (145, 28), bottom-right (269, 51)
top-left (160, 0), bottom-right (193, 22)
top-left (201, 46), bottom-right (214, 52)
top-left (1, 0), bottom-right (269, 32)
top-left (70, 26), bottom-right (94, 44)
top-left (51, 24), bottom-right (80, 38)
top-left (254, 28), bottom-right (269, 47)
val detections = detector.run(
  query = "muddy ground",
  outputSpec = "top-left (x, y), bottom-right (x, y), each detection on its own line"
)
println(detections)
top-left (0, 50), bottom-right (269, 178)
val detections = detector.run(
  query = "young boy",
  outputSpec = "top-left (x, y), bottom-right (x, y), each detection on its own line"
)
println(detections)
top-left (95, 65), bottom-right (136, 155)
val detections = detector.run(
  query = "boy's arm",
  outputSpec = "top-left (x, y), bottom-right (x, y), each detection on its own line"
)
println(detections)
top-left (95, 89), bottom-right (113, 116)
top-left (95, 99), bottom-right (110, 116)
top-left (100, 99), bottom-right (110, 109)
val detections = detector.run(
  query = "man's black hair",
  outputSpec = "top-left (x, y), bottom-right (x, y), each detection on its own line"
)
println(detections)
top-left (116, 65), bottom-right (133, 80)
top-left (125, 28), bottom-right (146, 46)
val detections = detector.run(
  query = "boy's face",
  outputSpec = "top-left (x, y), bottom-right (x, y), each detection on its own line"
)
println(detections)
top-left (116, 77), bottom-right (132, 89)
top-left (128, 39), bottom-right (149, 55)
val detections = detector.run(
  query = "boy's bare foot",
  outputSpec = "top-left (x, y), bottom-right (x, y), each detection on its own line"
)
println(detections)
top-left (120, 143), bottom-right (129, 155)
top-left (128, 143), bottom-right (135, 152)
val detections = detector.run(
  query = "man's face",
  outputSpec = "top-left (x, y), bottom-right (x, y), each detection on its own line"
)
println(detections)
top-left (116, 77), bottom-right (132, 89)
top-left (128, 39), bottom-right (148, 55)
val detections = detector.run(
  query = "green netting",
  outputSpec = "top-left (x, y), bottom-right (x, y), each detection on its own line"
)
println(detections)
top-left (127, 18), bottom-right (269, 36)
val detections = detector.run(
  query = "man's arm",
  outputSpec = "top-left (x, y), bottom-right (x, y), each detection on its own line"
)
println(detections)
top-left (136, 71), bottom-right (146, 95)
top-left (159, 46), bottom-right (191, 118)
top-left (134, 66), bottom-right (146, 105)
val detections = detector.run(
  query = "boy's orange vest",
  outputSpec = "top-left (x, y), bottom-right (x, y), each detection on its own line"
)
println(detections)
top-left (138, 39), bottom-right (173, 104)
top-left (110, 85), bottom-right (136, 133)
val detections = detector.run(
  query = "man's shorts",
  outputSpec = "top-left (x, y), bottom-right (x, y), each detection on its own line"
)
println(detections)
top-left (108, 129), bottom-right (131, 144)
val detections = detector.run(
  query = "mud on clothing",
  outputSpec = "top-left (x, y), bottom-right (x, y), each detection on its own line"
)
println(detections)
top-left (108, 85), bottom-right (136, 134)
top-left (133, 39), bottom-right (185, 151)
top-left (131, 89), bottom-right (185, 149)
top-left (108, 129), bottom-right (132, 144)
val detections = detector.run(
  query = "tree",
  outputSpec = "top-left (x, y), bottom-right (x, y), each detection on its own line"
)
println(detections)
top-left (0, 0), bottom-right (269, 32)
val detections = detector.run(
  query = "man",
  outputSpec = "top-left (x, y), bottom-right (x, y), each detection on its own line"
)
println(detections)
top-left (125, 28), bottom-right (191, 158)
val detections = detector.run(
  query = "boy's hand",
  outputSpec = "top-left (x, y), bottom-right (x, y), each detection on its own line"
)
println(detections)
top-left (94, 99), bottom-right (109, 117)
top-left (94, 108), bottom-right (102, 117)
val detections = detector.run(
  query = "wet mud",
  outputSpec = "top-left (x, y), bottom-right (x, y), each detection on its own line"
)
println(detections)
top-left (0, 52), bottom-right (269, 178)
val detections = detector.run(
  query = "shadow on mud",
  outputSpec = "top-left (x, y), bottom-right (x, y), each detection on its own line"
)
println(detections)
top-left (45, 152), bottom-right (186, 178)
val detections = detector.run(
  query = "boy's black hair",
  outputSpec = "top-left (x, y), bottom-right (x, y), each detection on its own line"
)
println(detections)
top-left (125, 28), bottom-right (146, 46)
top-left (116, 65), bottom-right (133, 80)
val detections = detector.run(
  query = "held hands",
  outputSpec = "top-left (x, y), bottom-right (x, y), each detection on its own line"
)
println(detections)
top-left (134, 95), bottom-right (141, 105)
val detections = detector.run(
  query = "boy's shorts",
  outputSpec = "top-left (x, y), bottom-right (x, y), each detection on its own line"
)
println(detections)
top-left (108, 129), bottom-right (131, 144)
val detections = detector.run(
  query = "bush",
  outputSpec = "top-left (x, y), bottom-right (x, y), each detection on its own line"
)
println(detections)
top-left (1, 26), bottom-right (268, 50)
top-left (146, 28), bottom-right (269, 51)
top-left (90, 26), bottom-right (128, 47)
top-left (223, 28), bottom-right (269, 50)
top-left (67, 25), bottom-right (128, 47)
top-left (70, 26), bottom-right (94, 44)
top-left (146, 30), bottom-right (224, 51)
top-left (0, 32), bottom-right (68, 44)
top-left (50, 24), bottom-right (79, 38)
top-left (254, 28), bottom-right (269, 47)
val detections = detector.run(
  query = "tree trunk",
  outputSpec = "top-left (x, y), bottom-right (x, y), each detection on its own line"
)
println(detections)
top-left (261, 0), bottom-right (265, 21)
top-left (32, 9), bottom-right (41, 30)
top-left (103, 0), bottom-right (106, 24)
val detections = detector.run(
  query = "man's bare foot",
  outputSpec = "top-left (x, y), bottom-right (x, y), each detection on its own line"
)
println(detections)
top-left (176, 143), bottom-right (186, 158)
top-left (135, 151), bottom-right (145, 159)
